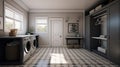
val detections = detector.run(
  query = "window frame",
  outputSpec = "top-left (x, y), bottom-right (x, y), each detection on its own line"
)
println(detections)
top-left (35, 17), bottom-right (48, 33)
top-left (4, 6), bottom-right (24, 33)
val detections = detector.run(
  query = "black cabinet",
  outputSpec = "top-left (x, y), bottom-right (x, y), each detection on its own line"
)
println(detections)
top-left (108, 1), bottom-right (120, 64)
top-left (0, 38), bottom-right (22, 64)
top-left (90, 15), bottom-right (102, 50)
top-left (85, 15), bottom-right (91, 50)
top-left (35, 35), bottom-right (39, 48)
top-left (85, 0), bottom-right (120, 65)
top-left (85, 14), bottom-right (101, 50)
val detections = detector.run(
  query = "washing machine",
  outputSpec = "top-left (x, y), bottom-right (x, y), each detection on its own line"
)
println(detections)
top-left (30, 35), bottom-right (37, 55)
top-left (23, 36), bottom-right (32, 62)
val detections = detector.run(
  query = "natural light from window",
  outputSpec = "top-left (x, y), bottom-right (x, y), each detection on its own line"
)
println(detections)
top-left (35, 17), bottom-right (48, 33)
top-left (50, 53), bottom-right (68, 64)
top-left (4, 7), bottom-right (23, 32)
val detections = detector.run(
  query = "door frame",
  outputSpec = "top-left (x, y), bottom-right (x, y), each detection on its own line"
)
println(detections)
top-left (49, 17), bottom-right (64, 47)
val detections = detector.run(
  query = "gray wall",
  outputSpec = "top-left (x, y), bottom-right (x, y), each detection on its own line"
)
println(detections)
top-left (0, 0), bottom-right (3, 17)
top-left (0, 0), bottom-right (4, 34)
top-left (0, 0), bottom-right (28, 36)
top-left (29, 12), bottom-right (84, 47)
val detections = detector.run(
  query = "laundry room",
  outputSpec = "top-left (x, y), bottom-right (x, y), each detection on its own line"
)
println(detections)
top-left (0, 0), bottom-right (120, 67)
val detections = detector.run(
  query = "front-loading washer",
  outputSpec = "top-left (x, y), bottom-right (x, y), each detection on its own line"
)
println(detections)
top-left (23, 36), bottom-right (32, 62)
top-left (30, 35), bottom-right (37, 55)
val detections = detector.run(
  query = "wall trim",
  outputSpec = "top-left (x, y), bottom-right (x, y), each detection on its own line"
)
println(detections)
top-left (13, 0), bottom-right (29, 11)
top-left (40, 45), bottom-right (68, 48)
top-left (30, 9), bottom-right (85, 13)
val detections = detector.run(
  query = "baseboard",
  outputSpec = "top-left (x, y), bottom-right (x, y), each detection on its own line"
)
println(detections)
top-left (39, 45), bottom-right (68, 48)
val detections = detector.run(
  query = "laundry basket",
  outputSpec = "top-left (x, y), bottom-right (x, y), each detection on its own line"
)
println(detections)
top-left (5, 42), bottom-right (19, 61)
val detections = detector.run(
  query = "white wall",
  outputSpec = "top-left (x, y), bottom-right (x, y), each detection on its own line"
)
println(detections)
top-left (29, 12), bottom-right (84, 47)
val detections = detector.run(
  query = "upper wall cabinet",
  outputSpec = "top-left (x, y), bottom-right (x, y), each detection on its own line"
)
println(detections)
top-left (0, 0), bottom-right (4, 17)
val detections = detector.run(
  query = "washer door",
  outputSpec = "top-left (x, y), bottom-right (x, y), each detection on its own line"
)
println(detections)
top-left (24, 41), bottom-right (31, 53)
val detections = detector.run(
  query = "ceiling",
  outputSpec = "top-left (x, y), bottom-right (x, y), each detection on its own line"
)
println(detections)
top-left (20, 0), bottom-right (99, 11)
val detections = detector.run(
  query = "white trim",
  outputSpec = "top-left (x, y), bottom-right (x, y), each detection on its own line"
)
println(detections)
top-left (49, 18), bottom-right (63, 21)
top-left (13, 0), bottom-right (29, 11)
top-left (30, 9), bottom-right (84, 13)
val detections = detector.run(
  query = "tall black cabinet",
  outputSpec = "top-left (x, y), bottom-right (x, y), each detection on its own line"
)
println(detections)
top-left (85, 0), bottom-right (120, 65)
top-left (85, 15), bottom-right (91, 50)
top-left (108, 1), bottom-right (120, 64)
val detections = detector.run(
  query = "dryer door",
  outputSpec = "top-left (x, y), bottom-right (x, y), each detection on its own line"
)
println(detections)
top-left (24, 41), bottom-right (31, 53)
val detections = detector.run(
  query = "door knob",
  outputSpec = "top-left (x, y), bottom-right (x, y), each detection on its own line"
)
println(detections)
top-left (60, 35), bottom-right (62, 38)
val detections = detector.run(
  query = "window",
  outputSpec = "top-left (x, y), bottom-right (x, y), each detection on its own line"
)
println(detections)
top-left (35, 17), bottom-right (48, 33)
top-left (4, 7), bottom-right (23, 32)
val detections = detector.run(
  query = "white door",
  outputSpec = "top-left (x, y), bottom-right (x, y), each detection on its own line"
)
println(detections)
top-left (50, 18), bottom-right (63, 47)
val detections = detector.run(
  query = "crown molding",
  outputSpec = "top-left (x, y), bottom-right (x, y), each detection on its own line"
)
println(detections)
top-left (13, 0), bottom-right (30, 11)
top-left (30, 9), bottom-right (85, 13)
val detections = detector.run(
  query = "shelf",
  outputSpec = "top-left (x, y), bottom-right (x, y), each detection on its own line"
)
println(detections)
top-left (92, 49), bottom-right (108, 58)
top-left (98, 47), bottom-right (106, 53)
top-left (92, 37), bottom-right (107, 40)
top-left (66, 37), bottom-right (83, 48)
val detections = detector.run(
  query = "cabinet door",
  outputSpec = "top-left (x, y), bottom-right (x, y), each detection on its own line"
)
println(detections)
top-left (109, 2), bottom-right (120, 64)
top-left (85, 15), bottom-right (91, 50)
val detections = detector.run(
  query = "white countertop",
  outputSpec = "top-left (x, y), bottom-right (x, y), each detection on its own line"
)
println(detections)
top-left (66, 37), bottom-right (83, 39)
top-left (92, 37), bottom-right (107, 40)
top-left (0, 35), bottom-right (35, 38)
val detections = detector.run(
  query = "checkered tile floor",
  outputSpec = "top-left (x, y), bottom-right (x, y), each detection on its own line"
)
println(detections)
top-left (0, 48), bottom-right (119, 67)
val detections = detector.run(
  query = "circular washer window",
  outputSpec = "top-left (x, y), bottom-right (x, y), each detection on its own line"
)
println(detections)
top-left (25, 41), bottom-right (31, 53)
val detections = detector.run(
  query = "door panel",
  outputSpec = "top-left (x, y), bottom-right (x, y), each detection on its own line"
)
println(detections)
top-left (109, 2), bottom-right (120, 64)
top-left (51, 18), bottom-right (63, 47)
top-left (85, 15), bottom-right (90, 50)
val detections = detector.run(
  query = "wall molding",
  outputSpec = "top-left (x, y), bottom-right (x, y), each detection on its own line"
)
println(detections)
top-left (13, 0), bottom-right (29, 11)
top-left (30, 9), bottom-right (85, 13)
top-left (40, 45), bottom-right (68, 48)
